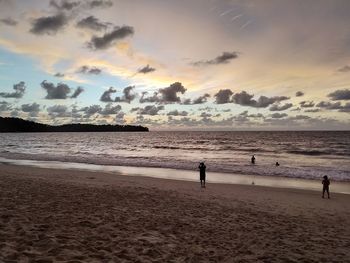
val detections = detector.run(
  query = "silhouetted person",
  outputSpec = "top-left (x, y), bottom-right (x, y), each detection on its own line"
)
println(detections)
top-left (251, 155), bottom-right (256, 164)
top-left (322, 175), bottom-right (330, 199)
top-left (275, 162), bottom-right (280, 166)
top-left (199, 162), bottom-right (206, 188)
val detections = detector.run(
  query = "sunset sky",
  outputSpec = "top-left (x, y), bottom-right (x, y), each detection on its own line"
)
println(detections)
top-left (0, 0), bottom-right (350, 130)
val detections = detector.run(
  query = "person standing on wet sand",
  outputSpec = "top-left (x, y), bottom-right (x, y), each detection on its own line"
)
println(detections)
top-left (199, 162), bottom-right (206, 188)
top-left (251, 155), bottom-right (256, 164)
top-left (322, 175), bottom-right (330, 199)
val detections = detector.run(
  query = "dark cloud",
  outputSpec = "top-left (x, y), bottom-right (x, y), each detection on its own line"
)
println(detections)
top-left (100, 87), bottom-right (116, 102)
top-left (115, 111), bottom-right (126, 123)
top-left (115, 86), bottom-right (136, 103)
top-left (270, 113), bottom-right (288, 119)
top-left (138, 65), bottom-right (156, 74)
top-left (214, 89), bottom-right (233, 104)
top-left (54, 72), bottom-right (65, 77)
top-left (30, 13), bottom-right (68, 35)
top-left (0, 101), bottom-right (12, 111)
top-left (327, 89), bottom-right (350, 100)
top-left (0, 17), bottom-right (17, 26)
top-left (47, 104), bottom-right (69, 117)
top-left (139, 91), bottom-right (159, 103)
top-left (192, 52), bottom-right (238, 66)
top-left (337, 65), bottom-right (350, 73)
top-left (50, 0), bottom-right (80, 10)
top-left (71, 86), bottom-right (84, 98)
top-left (88, 0), bottom-right (113, 8)
top-left (200, 112), bottom-right (212, 118)
top-left (77, 65), bottom-right (102, 75)
top-left (316, 101), bottom-right (350, 112)
top-left (232, 91), bottom-right (289, 108)
top-left (299, 101), bottom-right (315, 108)
top-left (304, 109), bottom-right (321, 113)
top-left (158, 82), bottom-right (186, 103)
top-left (295, 91), bottom-right (304, 97)
top-left (316, 101), bottom-right (342, 110)
top-left (100, 103), bottom-right (122, 115)
top-left (80, 104), bottom-right (102, 117)
top-left (41, 81), bottom-right (82, 99)
top-left (88, 26), bottom-right (134, 50)
top-left (76, 16), bottom-right (108, 31)
top-left (21, 103), bottom-right (40, 113)
top-left (0, 81), bottom-right (26, 98)
top-left (183, 93), bottom-right (210, 105)
top-left (139, 82), bottom-right (186, 104)
top-left (167, 110), bottom-right (188, 116)
top-left (269, 103), bottom-right (293, 111)
top-left (132, 105), bottom-right (164, 115)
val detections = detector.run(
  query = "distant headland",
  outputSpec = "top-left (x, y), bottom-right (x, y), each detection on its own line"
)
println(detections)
top-left (0, 117), bottom-right (149, 132)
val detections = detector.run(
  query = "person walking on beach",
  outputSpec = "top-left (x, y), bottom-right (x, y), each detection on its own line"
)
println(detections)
top-left (199, 162), bottom-right (206, 188)
top-left (322, 175), bottom-right (330, 199)
top-left (251, 155), bottom-right (256, 164)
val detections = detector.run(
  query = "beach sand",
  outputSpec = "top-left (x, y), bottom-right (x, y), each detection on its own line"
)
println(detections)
top-left (0, 164), bottom-right (349, 262)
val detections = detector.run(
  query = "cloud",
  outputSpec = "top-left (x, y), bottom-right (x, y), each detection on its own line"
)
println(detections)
top-left (21, 103), bottom-right (40, 113)
top-left (337, 65), bottom-right (350, 73)
top-left (88, 0), bottom-right (113, 8)
top-left (100, 87), bottom-right (116, 102)
top-left (87, 26), bottom-right (134, 50)
top-left (214, 89), bottom-right (233, 104)
top-left (70, 86), bottom-right (84, 98)
top-left (100, 103), bottom-right (122, 115)
top-left (21, 103), bottom-right (41, 117)
top-left (80, 104), bottom-right (102, 117)
top-left (183, 93), bottom-right (210, 105)
top-left (192, 52), bottom-right (239, 66)
top-left (327, 89), bottom-right (350, 100)
top-left (200, 112), bottom-right (212, 118)
top-left (54, 72), bottom-right (65, 77)
top-left (299, 101), bottom-right (315, 108)
top-left (270, 113), bottom-right (288, 119)
top-left (50, 0), bottom-right (80, 10)
top-left (132, 105), bottom-right (164, 115)
top-left (0, 17), bottom-right (17, 26)
top-left (139, 82), bottom-right (186, 104)
top-left (0, 101), bottom-right (12, 111)
top-left (138, 65), bottom-right (156, 74)
top-left (115, 111), bottom-right (126, 123)
top-left (30, 13), bottom-right (68, 35)
top-left (304, 109), bottom-right (321, 113)
top-left (167, 110), bottom-right (188, 116)
top-left (115, 86), bottom-right (136, 103)
top-left (0, 81), bottom-right (26, 98)
top-left (269, 103), bottom-right (293, 111)
top-left (316, 101), bottom-right (350, 112)
top-left (47, 104), bottom-right (69, 117)
top-left (158, 82), bottom-right (186, 103)
top-left (77, 65), bottom-right (102, 75)
top-left (295, 91), bottom-right (304, 97)
top-left (76, 16), bottom-right (108, 31)
top-left (232, 91), bottom-right (289, 108)
top-left (41, 81), bottom-right (82, 99)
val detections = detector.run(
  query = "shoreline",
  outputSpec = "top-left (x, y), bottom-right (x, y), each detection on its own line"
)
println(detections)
top-left (1, 157), bottom-right (350, 194)
top-left (1, 164), bottom-right (350, 262)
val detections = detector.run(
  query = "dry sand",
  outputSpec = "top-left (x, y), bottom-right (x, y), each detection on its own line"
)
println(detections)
top-left (0, 164), bottom-right (349, 262)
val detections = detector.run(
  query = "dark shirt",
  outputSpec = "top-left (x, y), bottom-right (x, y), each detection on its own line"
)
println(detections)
top-left (322, 179), bottom-right (330, 188)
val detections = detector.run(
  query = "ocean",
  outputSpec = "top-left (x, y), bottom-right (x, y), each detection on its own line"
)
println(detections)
top-left (0, 131), bottom-right (349, 182)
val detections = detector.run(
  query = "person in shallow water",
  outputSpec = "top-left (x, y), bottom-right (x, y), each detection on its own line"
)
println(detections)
top-left (198, 162), bottom-right (206, 188)
top-left (251, 155), bottom-right (256, 164)
top-left (322, 175), bottom-right (330, 199)
top-left (275, 162), bottom-right (280, 166)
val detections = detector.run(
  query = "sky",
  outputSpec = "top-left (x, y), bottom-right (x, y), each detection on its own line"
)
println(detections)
top-left (0, 0), bottom-right (350, 130)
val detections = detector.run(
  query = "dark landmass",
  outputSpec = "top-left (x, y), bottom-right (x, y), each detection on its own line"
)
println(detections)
top-left (0, 117), bottom-right (149, 132)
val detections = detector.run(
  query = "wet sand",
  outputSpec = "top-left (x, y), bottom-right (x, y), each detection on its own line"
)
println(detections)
top-left (0, 164), bottom-right (349, 262)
